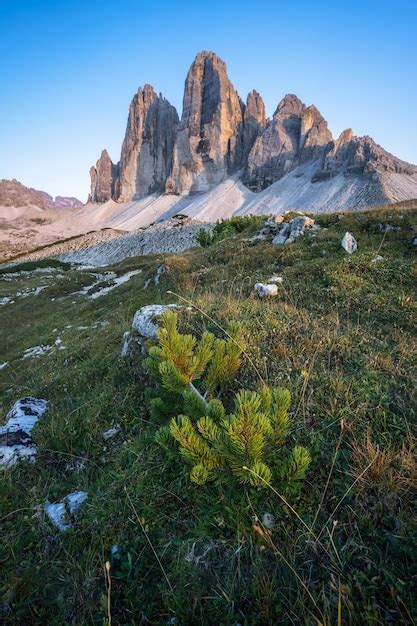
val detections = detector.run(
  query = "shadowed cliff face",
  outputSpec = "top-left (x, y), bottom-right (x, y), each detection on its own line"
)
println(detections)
top-left (88, 50), bottom-right (417, 208)
top-left (89, 150), bottom-right (119, 203)
top-left (244, 95), bottom-right (333, 190)
top-left (115, 85), bottom-right (179, 202)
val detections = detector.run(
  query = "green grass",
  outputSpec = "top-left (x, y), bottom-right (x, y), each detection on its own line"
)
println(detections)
top-left (0, 206), bottom-right (416, 625)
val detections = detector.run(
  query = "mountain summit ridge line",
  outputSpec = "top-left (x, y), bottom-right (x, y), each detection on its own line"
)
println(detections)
top-left (88, 50), bottom-right (417, 211)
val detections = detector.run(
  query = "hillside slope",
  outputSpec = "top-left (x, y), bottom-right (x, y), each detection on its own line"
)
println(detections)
top-left (0, 205), bottom-right (416, 624)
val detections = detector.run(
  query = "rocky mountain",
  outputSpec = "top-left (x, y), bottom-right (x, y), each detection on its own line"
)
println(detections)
top-left (0, 179), bottom-right (82, 210)
top-left (85, 50), bottom-right (414, 211)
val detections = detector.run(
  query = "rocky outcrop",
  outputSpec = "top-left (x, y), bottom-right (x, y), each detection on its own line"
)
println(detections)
top-left (116, 85), bottom-right (178, 201)
top-left (0, 397), bottom-right (48, 468)
top-left (166, 51), bottom-right (245, 195)
top-left (89, 150), bottom-right (118, 203)
top-left (86, 50), bottom-right (417, 211)
top-left (313, 132), bottom-right (417, 181)
top-left (242, 90), bottom-right (266, 158)
top-left (244, 95), bottom-right (333, 190)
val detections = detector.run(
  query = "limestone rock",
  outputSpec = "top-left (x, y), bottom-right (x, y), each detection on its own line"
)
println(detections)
top-left (89, 150), bottom-right (119, 203)
top-left (314, 133), bottom-right (417, 182)
top-left (244, 95), bottom-right (332, 190)
top-left (254, 282), bottom-right (278, 299)
top-left (44, 491), bottom-right (88, 531)
top-left (132, 303), bottom-right (179, 339)
top-left (0, 397), bottom-right (48, 468)
top-left (272, 215), bottom-right (316, 245)
top-left (242, 90), bottom-right (266, 158)
top-left (121, 303), bottom-right (179, 360)
top-left (116, 85), bottom-right (179, 201)
top-left (166, 51), bottom-right (244, 195)
top-left (341, 231), bottom-right (357, 254)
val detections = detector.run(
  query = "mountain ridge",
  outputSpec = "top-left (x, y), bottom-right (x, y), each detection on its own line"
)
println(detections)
top-left (89, 51), bottom-right (417, 209)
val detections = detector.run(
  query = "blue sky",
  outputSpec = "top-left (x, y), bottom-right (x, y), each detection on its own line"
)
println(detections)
top-left (0, 0), bottom-right (416, 200)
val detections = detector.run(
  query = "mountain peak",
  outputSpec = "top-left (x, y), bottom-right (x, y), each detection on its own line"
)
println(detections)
top-left (87, 51), bottom-right (417, 209)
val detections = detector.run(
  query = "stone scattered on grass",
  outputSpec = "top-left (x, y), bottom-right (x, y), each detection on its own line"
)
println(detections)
top-left (121, 303), bottom-right (179, 359)
top-left (102, 425), bottom-right (121, 440)
top-left (132, 304), bottom-right (179, 339)
top-left (377, 223), bottom-right (400, 233)
top-left (254, 283), bottom-right (278, 299)
top-left (341, 231), bottom-right (357, 254)
top-left (371, 255), bottom-right (384, 263)
top-left (154, 265), bottom-right (166, 285)
top-left (44, 491), bottom-right (88, 531)
top-left (22, 345), bottom-right (54, 359)
top-left (0, 397), bottom-right (48, 468)
top-left (89, 270), bottom-right (142, 299)
top-left (0, 297), bottom-right (14, 306)
top-left (261, 512), bottom-right (276, 530)
top-left (272, 216), bottom-right (317, 245)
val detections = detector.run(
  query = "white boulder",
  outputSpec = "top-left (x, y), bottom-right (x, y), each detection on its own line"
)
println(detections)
top-left (254, 283), bottom-right (278, 299)
top-left (44, 491), bottom-right (88, 531)
top-left (341, 232), bottom-right (358, 254)
top-left (0, 397), bottom-right (48, 468)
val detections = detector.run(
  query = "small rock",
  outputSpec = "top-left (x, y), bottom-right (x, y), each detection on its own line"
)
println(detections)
top-left (261, 512), bottom-right (276, 530)
top-left (44, 491), bottom-right (88, 531)
top-left (370, 255), bottom-right (384, 263)
top-left (271, 215), bottom-right (316, 245)
top-left (341, 232), bottom-right (357, 254)
top-left (154, 265), bottom-right (166, 285)
top-left (131, 304), bottom-right (179, 340)
top-left (254, 283), bottom-right (278, 299)
top-left (0, 398), bottom-right (48, 468)
top-left (102, 426), bottom-right (121, 440)
top-left (122, 303), bottom-right (179, 360)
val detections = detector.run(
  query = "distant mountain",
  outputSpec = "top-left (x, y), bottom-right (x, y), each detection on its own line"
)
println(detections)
top-left (89, 51), bottom-right (417, 212)
top-left (0, 179), bottom-right (82, 210)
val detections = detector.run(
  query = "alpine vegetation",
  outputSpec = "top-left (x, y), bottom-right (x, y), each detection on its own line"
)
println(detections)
top-left (147, 311), bottom-right (311, 491)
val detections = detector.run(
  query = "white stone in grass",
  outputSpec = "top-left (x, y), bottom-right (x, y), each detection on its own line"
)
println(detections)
top-left (370, 255), bottom-right (384, 263)
top-left (0, 397), bottom-right (48, 468)
top-left (341, 232), bottom-right (357, 254)
top-left (131, 304), bottom-right (179, 340)
top-left (261, 512), bottom-right (276, 529)
top-left (102, 426), bottom-right (121, 440)
top-left (254, 283), bottom-right (278, 299)
top-left (44, 491), bottom-right (88, 531)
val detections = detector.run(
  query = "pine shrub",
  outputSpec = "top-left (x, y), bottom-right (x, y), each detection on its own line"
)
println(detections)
top-left (147, 311), bottom-right (311, 492)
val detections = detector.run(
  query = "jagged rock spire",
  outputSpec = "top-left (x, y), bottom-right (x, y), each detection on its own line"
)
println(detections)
top-left (89, 150), bottom-right (118, 203)
top-left (165, 51), bottom-right (244, 195)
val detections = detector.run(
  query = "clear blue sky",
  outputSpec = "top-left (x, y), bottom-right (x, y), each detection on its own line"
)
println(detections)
top-left (1, 0), bottom-right (416, 201)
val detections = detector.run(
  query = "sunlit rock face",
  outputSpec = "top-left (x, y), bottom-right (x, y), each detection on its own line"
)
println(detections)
top-left (166, 51), bottom-right (245, 195)
top-left (89, 149), bottom-right (118, 203)
top-left (86, 50), bottom-right (417, 209)
top-left (115, 85), bottom-right (179, 201)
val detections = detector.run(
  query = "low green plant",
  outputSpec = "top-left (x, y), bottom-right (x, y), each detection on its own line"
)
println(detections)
top-left (163, 387), bottom-right (311, 489)
top-left (144, 310), bottom-right (244, 420)
top-left (196, 216), bottom-right (262, 247)
top-left (147, 311), bottom-right (311, 490)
